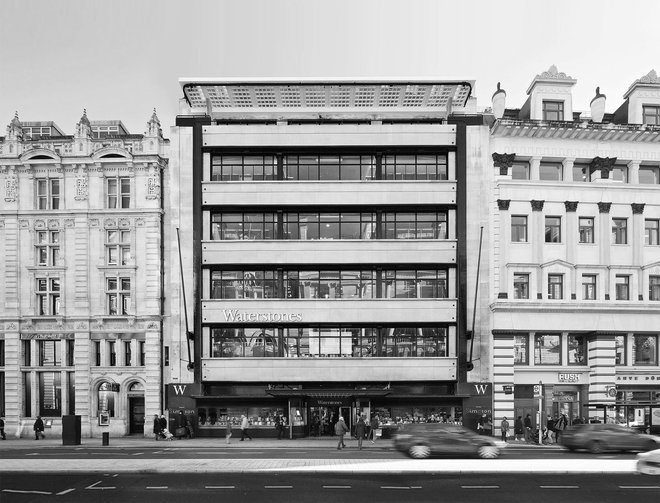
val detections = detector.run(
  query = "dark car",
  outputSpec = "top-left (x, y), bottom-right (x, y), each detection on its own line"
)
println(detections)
top-left (560, 423), bottom-right (660, 454)
top-left (393, 423), bottom-right (502, 459)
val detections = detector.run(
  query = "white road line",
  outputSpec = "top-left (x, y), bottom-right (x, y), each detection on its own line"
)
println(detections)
top-left (264, 485), bottom-right (293, 489)
top-left (540, 486), bottom-right (580, 489)
top-left (85, 481), bottom-right (116, 490)
top-left (462, 486), bottom-right (500, 489)
top-left (132, 452), bottom-right (144, 456)
top-left (146, 486), bottom-right (169, 489)
top-left (56, 488), bottom-right (76, 495)
top-left (323, 485), bottom-right (352, 489)
top-left (619, 486), bottom-right (660, 489)
top-left (205, 486), bottom-right (235, 489)
top-left (2, 489), bottom-right (53, 495)
top-left (381, 486), bottom-right (411, 489)
top-left (410, 486), bottom-right (423, 489)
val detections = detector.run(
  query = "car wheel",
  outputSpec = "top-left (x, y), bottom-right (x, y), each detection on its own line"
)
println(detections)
top-left (589, 440), bottom-right (604, 454)
top-left (408, 444), bottom-right (431, 459)
top-left (477, 445), bottom-right (500, 459)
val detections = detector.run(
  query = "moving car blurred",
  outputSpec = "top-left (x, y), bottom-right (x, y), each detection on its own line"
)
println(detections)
top-left (637, 448), bottom-right (660, 475)
top-left (393, 423), bottom-right (502, 459)
top-left (560, 423), bottom-right (660, 454)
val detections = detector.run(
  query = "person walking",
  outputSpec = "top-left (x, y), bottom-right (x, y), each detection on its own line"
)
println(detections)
top-left (240, 414), bottom-right (252, 441)
top-left (0, 417), bottom-right (6, 440)
top-left (152, 414), bottom-right (161, 440)
top-left (225, 419), bottom-right (232, 444)
top-left (500, 416), bottom-right (510, 442)
top-left (335, 415), bottom-right (349, 450)
top-left (514, 415), bottom-right (524, 442)
top-left (355, 415), bottom-right (367, 450)
top-left (524, 413), bottom-right (532, 442)
top-left (369, 414), bottom-right (379, 443)
top-left (33, 416), bottom-right (45, 440)
top-left (555, 413), bottom-right (567, 443)
top-left (546, 415), bottom-right (556, 444)
top-left (477, 413), bottom-right (487, 435)
top-left (159, 414), bottom-right (168, 436)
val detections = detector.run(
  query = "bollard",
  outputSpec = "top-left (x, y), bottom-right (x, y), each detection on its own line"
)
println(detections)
top-left (102, 432), bottom-right (109, 446)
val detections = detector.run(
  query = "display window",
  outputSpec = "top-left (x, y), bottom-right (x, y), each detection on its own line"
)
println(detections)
top-left (197, 405), bottom-right (286, 429)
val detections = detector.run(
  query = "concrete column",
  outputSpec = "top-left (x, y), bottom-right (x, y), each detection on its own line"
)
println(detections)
top-left (492, 333), bottom-right (515, 439)
top-left (628, 160), bottom-right (640, 185)
top-left (632, 203), bottom-right (645, 299)
top-left (144, 328), bottom-right (162, 435)
top-left (3, 329), bottom-right (21, 437)
top-left (74, 333), bottom-right (91, 437)
top-left (598, 203), bottom-right (612, 298)
top-left (497, 199), bottom-right (511, 298)
top-left (531, 200), bottom-right (545, 298)
top-left (563, 158), bottom-right (575, 182)
top-left (565, 201), bottom-right (578, 298)
top-left (530, 157), bottom-right (541, 181)
top-left (587, 334), bottom-right (616, 422)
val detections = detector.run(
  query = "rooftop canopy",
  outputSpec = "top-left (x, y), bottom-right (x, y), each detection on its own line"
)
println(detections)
top-left (180, 78), bottom-right (473, 120)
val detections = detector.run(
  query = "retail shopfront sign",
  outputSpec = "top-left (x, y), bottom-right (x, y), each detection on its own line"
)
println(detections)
top-left (616, 372), bottom-right (660, 382)
top-left (558, 373), bottom-right (581, 383)
top-left (222, 309), bottom-right (303, 323)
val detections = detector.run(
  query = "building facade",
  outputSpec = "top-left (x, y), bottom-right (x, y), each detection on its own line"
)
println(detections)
top-left (167, 79), bottom-right (493, 437)
top-left (490, 67), bottom-right (660, 435)
top-left (0, 110), bottom-right (168, 437)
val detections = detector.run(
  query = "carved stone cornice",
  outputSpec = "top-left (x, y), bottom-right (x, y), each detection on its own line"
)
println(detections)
top-left (497, 199), bottom-right (510, 211)
top-left (492, 153), bottom-right (516, 175)
top-left (564, 201), bottom-right (579, 212)
top-left (598, 202), bottom-right (612, 214)
top-left (531, 200), bottom-right (545, 211)
top-left (632, 203), bottom-right (645, 215)
top-left (590, 156), bottom-right (617, 179)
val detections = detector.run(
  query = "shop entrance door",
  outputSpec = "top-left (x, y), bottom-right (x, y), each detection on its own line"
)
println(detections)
top-left (129, 396), bottom-right (144, 434)
top-left (309, 406), bottom-right (340, 436)
top-left (340, 406), bottom-right (351, 431)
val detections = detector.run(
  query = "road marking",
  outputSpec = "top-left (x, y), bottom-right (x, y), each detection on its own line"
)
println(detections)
top-left (265, 486), bottom-right (293, 489)
top-left (3, 489), bottom-right (52, 495)
top-left (56, 489), bottom-right (76, 496)
top-left (205, 486), bottom-right (235, 489)
top-left (619, 486), bottom-right (660, 489)
top-left (86, 481), bottom-right (116, 490)
top-left (540, 486), bottom-right (580, 489)
top-left (323, 485), bottom-right (352, 489)
top-left (381, 486), bottom-right (411, 489)
top-left (286, 451), bottom-right (309, 454)
top-left (462, 486), bottom-right (500, 489)
top-left (132, 452), bottom-right (144, 456)
top-left (146, 486), bottom-right (168, 489)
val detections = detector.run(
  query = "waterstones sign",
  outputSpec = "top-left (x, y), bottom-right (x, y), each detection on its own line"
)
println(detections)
top-left (222, 309), bottom-right (302, 323)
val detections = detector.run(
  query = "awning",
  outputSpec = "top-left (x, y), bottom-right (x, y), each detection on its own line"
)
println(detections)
top-left (266, 389), bottom-right (391, 399)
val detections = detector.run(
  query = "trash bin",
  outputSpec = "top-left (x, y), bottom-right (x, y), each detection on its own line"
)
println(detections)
top-left (62, 415), bottom-right (81, 445)
top-left (102, 432), bottom-right (109, 446)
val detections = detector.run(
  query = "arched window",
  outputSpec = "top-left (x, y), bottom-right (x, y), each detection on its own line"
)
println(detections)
top-left (128, 382), bottom-right (144, 393)
top-left (98, 382), bottom-right (117, 417)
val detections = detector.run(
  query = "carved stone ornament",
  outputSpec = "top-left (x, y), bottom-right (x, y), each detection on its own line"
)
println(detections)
top-left (47, 219), bottom-right (59, 229)
top-left (4, 168), bottom-right (18, 202)
top-left (104, 218), bottom-right (117, 228)
top-left (492, 153), bottom-right (516, 175)
top-left (119, 218), bottom-right (130, 228)
top-left (75, 169), bottom-right (88, 201)
top-left (636, 69), bottom-right (659, 85)
top-left (564, 201), bottom-right (579, 212)
top-left (64, 219), bottom-right (75, 228)
top-left (535, 65), bottom-right (575, 82)
top-left (531, 200), bottom-right (545, 211)
top-left (6, 322), bottom-right (17, 331)
top-left (590, 156), bottom-right (617, 179)
top-left (632, 203), bottom-right (645, 215)
top-left (34, 219), bottom-right (46, 230)
top-left (146, 164), bottom-right (160, 200)
top-left (19, 219), bottom-right (30, 228)
top-left (497, 199), bottom-right (511, 211)
top-left (598, 202), bottom-right (612, 214)
top-left (147, 321), bottom-right (159, 330)
top-left (89, 218), bottom-right (99, 227)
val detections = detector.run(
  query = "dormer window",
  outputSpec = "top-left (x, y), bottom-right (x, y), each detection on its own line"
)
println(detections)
top-left (642, 105), bottom-right (660, 125)
top-left (542, 101), bottom-right (564, 121)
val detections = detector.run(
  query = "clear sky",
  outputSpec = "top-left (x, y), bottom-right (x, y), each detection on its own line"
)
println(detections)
top-left (1, 0), bottom-right (658, 135)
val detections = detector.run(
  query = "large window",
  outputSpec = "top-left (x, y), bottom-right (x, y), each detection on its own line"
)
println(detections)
top-left (106, 230), bottom-right (131, 266)
top-left (582, 274), bottom-right (597, 300)
top-left (383, 270), bottom-right (448, 298)
top-left (285, 212), bottom-right (376, 240)
top-left (511, 162), bottom-right (529, 180)
top-left (542, 101), bottom-right (564, 121)
top-left (98, 382), bottom-right (116, 417)
top-left (285, 155), bottom-right (376, 181)
top-left (383, 212), bottom-right (448, 239)
top-left (539, 163), bottom-right (562, 181)
top-left (615, 275), bottom-right (630, 300)
top-left (38, 340), bottom-right (61, 366)
top-left (650, 276), bottom-right (660, 301)
top-left (106, 177), bottom-right (130, 209)
top-left (645, 220), bottom-right (659, 245)
top-left (534, 334), bottom-right (561, 365)
top-left (643, 105), bottom-right (660, 126)
top-left (211, 155), bottom-right (276, 181)
top-left (548, 274), bottom-right (563, 300)
top-left (639, 166), bottom-right (659, 185)
top-left (514, 335), bottom-right (529, 364)
top-left (211, 213), bottom-right (277, 240)
top-left (383, 154), bottom-right (447, 180)
top-left (36, 179), bottom-right (60, 210)
top-left (615, 335), bottom-right (626, 365)
top-left (567, 334), bottom-right (587, 365)
top-left (612, 218), bottom-right (628, 244)
top-left (633, 335), bottom-right (657, 365)
top-left (511, 216), bottom-right (528, 242)
top-left (513, 273), bottom-right (529, 299)
top-left (286, 270), bottom-right (375, 299)
top-left (107, 277), bottom-right (131, 315)
top-left (211, 270), bottom-right (278, 299)
top-left (36, 278), bottom-right (60, 316)
top-left (545, 217), bottom-right (561, 243)
top-left (39, 372), bottom-right (61, 417)
top-left (36, 231), bottom-right (60, 267)
top-left (579, 218), bottom-right (594, 243)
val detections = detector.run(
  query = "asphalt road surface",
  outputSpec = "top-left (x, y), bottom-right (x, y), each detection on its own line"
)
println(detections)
top-left (1, 473), bottom-right (659, 502)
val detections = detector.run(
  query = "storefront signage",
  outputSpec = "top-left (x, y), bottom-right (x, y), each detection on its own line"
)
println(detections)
top-left (223, 309), bottom-right (302, 323)
top-left (552, 391), bottom-right (576, 402)
top-left (558, 373), bottom-right (581, 383)
top-left (20, 333), bottom-right (75, 340)
top-left (616, 373), bottom-right (660, 382)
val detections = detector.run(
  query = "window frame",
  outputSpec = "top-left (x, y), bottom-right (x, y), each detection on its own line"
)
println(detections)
top-left (582, 274), bottom-right (597, 300)
top-left (615, 275), bottom-right (630, 300)
top-left (545, 216), bottom-right (561, 243)
top-left (539, 162), bottom-right (562, 181)
top-left (632, 334), bottom-right (658, 366)
top-left (511, 215), bottom-right (528, 243)
top-left (548, 274), bottom-right (563, 300)
top-left (650, 275), bottom-right (660, 301)
top-left (615, 335), bottom-right (626, 365)
top-left (514, 335), bottom-right (529, 365)
top-left (645, 219), bottom-right (659, 246)
top-left (36, 277), bottom-right (60, 316)
top-left (639, 165), bottom-right (660, 185)
top-left (578, 217), bottom-right (595, 244)
top-left (612, 218), bottom-right (628, 245)
top-left (36, 230), bottom-right (60, 267)
top-left (511, 162), bottom-right (530, 180)
top-left (106, 229), bottom-right (131, 266)
top-left (36, 178), bottom-right (60, 210)
top-left (642, 105), bottom-right (660, 126)
top-left (513, 273), bottom-right (530, 299)
top-left (567, 334), bottom-right (587, 365)
top-left (106, 276), bottom-right (131, 315)
top-left (542, 100), bottom-right (564, 121)
top-left (534, 334), bottom-right (562, 365)
top-left (106, 176), bottom-right (131, 209)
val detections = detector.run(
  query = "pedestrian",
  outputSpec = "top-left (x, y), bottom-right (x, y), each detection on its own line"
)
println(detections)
top-left (477, 413), bottom-right (487, 435)
top-left (500, 416), bottom-right (510, 442)
top-left (555, 413), bottom-right (567, 443)
top-left (33, 416), bottom-right (45, 440)
top-left (484, 415), bottom-right (493, 436)
top-left (185, 418), bottom-right (195, 439)
top-left (159, 414), bottom-right (168, 436)
top-left (524, 413), bottom-right (532, 442)
top-left (355, 414), bottom-right (367, 450)
top-left (152, 414), bottom-right (161, 440)
top-left (335, 415), bottom-right (349, 450)
top-left (546, 415), bottom-right (556, 444)
top-left (225, 419), bottom-right (232, 444)
top-left (514, 415), bottom-right (524, 442)
top-left (0, 417), bottom-right (6, 440)
top-left (240, 414), bottom-right (252, 441)
top-left (369, 414), bottom-right (380, 443)
top-left (274, 414), bottom-right (283, 440)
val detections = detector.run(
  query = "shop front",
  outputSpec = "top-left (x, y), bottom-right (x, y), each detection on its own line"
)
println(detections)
top-left (612, 371), bottom-right (660, 434)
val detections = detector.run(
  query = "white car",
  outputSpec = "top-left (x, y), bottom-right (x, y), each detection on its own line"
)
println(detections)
top-left (637, 448), bottom-right (660, 475)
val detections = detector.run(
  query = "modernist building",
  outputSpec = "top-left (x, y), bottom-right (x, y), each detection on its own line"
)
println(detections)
top-left (167, 79), bottom-right (493, 437)
top-left (0, 110), bottom-right (168, 437)
top-left (490, 67), bottom-right (660, 435)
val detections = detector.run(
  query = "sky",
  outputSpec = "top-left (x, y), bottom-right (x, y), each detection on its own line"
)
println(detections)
top-left (1, 0), bottom-right (659, 136)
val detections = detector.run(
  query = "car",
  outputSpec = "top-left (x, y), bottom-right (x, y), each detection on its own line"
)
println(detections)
top-left (560, 423), bottom-right (660, 454)
top-left (392, 422), bottom-right (502, 459)
top-left (637, 448), bottom-right (660, 475)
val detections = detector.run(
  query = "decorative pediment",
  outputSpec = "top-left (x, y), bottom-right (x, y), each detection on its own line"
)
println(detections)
top-left (20, 148), bottom-right (61, 162)
top-left (540, 259), bottom-right (573, 270)
top-left (92, 146), bottom-right (133, 160)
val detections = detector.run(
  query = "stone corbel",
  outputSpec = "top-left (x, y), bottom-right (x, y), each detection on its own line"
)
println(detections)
top-left (492, 153), bottom-right (516, 175)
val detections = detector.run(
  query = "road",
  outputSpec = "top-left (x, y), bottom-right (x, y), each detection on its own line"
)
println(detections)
top-left (1, 473), bottom-right (659, 502)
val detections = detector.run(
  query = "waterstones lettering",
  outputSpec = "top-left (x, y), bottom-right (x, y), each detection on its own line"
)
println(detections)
top-left (222, 309), bottom-right (303, 323)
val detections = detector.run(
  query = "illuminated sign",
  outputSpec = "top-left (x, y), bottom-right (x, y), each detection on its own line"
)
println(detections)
top-left (222, 309), bottom-right (302, 322)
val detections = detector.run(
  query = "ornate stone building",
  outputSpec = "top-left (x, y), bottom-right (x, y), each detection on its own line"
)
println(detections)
top-left (490, 67), bottom-right (660, 436)
top-left (0, 110), bottom-right (168, 437)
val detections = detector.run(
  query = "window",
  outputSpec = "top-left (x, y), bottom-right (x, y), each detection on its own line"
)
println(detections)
top-left (542, 101), bottom-right (564, 121)
top-left (511, 162), bottom-right (529, 180)
top-left (615, 335), bottom-right (626, 365)
top-left (639, 166), bottom-right (659, 185)
top-left (108, 341), bottom-right (116, 366)
top-left (98, 382), bottom-right (116, 417)
top-left (94, 341), bottom-right (101, 366)
top-left (124, 341), bottom-right (132, 366)
top-left (579, 218), bottom-right (594, 243)
top-left (382, 212), bottom-right (448, 239)
top-left (534, 334), bottom-right (561, 365)
top-left (548, 274), bottom-right (563, 300)
top-left (211, 270), bottom-right (278, 299)
top-left (286, 270), bottom-right (377, 299)
top-left (650, 276), bottom-right (660, 301)
top-left (643, 105), bottom-right (660, 126)
top-left (0, 340), bottom-right (4, 367)
top-left (36, 231), bottom-right (60, 266)
top-left (38, 340), bottom-right (61, 366)
top-left (106, 230), bottom-right (131, 265)
top-left (545, 217), bottom-right (561, 243)
top-left (612, 218), bottom-right (627, 244)
top-left (539, 163), bottom-right (562, 181)
top-left (645, 220), bottom-right (659, 245)
top-left (633, 335), bottom-right (657, 365)
top-left (513, 273), bottom-right (529, 299)
top-left (211, 155), bottom-right (276, 181)
top-left (107, 277), bottom-right (131, 315)
top-left (384, 270), bottom-right (448, 298)
top-left (573, 164), bottom-right (589, 183)
top-left (139, 341), bottom-right (145, 366)
top-left (93, 125), bottom-right (120, 138)
top-left (22, 340), bottom-right (31, 366)
top-left (612, 165), bottom-right (628, 183)
top-left (36, 179), bottom-right (60, 210)
top-left (567, 334), bottom-right (587, 365)
top-left (582, 274), bottom-right (597, 300)
top-left (66, 339), bottom-right (74, 367)
top-left (39, 372), bottom-right (61, 416)
top-left (383, 154), bottom-right (448, 181)
top-left (615, 275), bottom-right (630, 300)
top-left (285, 155), bottom-right (378, 181)
top-left (514, 335), bottom-right (529, 364)
top-left (106, 177), bottom-right (130, 208)
top-left (36, 278), bottom-right (60, 315)
top-left (211, 213), bottom-right (277, 240)
top-left (511, 216), bottom-right (528, 242)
